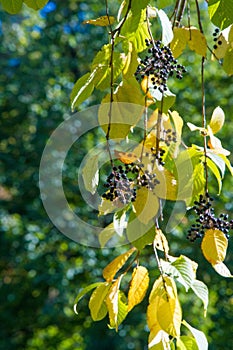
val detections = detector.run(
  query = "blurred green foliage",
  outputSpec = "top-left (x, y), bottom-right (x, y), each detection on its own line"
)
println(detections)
top-left (0, 1), bottom-right (232, 349)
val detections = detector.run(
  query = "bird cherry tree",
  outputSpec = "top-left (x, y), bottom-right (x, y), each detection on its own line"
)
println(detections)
top-left (2, 1), bottom-right (233, 349)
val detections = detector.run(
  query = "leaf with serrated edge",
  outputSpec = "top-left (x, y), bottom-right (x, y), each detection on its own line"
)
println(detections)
top-left (154, 229), bottom-right (169, 255)
top-left (82, 154), bottom-right (99, 194)
top-left (83, 16), bottom-right (115, 26)
top-left (103, 247), bottom-right (136, 282)
top-left (133, 187), bottom-right (159, 225)
top-left (157, 9), bottom-right (173, 45)
top-left (128, 266), bottom-right (149, 312)
top-left (89, 283), bottom-right (111, 321)
top-left (209, 106), bottom-right (225, 134)
top-left (148, 276), bottom-right (182, 337)
top-left (212, 262), bottom-right (233, 278)
top-left (106, 275), bottom-right (124, 330)
top-left (191, 280), bottom-right (209, 315)
top-left (182, 320), bottom-right (208, 350)
top-left (201, 229), bottom-right (228, 265)
top-left (24, 0), bottom-right (49, 10)
top-left (73, 282), bottom-right (104, 314)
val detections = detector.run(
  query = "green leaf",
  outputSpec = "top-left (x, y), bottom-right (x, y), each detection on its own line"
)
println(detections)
top-left (91, 44), bottom-right (125, 91)
top-left (121, 9), bottom-right (150, 52)
top-left (206, 157), bottom-right (222, 194)
top-left (82, 154), bottom-right (99, 194)
top-left (131, 0), bottom-right (150, 13)
top-left (74, 282), bottom-right (104, 314)
top-left (70, 72), bottom-right (95, 111)
top-left (207, 152), bottom-right (226, 177)
top-left (1, 0), bottom-right (23, 14)
top-left (149, 87), bottom-right (176, 113)
top-left (113, 210), bottom-right (127, 237)
top-left (89, 283), bottom-right (111, 321)
top-left (218, 154), bottom-right (233, 175)
top-left (223, 46), bottom-right (233, 75)
top-left (23, 0), bottom-right (49, 10)
top-left (182, 320), bottom-right (208, 350)
top-left (99, 223), bottom-right (116, 248)
top-left (133, 187), bottom-right (159, 224)
top-left (161, 255), bottom-right (196, 292)
top-left (191, 280), bottom-right (209, 315)
top-left (177, 336), bottom-right (199, 350)
top-left (208, 0), bottom-right (233, 30)
top-left (126, 211), bottom-right (155, 250)
top-left (157, 9), bottom-right (173, 45)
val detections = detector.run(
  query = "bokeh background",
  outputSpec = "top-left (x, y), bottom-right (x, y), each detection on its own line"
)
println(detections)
top-left (0, 1), bottom-right (232, 349)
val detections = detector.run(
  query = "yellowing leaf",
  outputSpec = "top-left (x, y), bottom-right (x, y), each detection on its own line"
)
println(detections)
top-left (105, 276), bottom-right (128, 330)
top-left (212, 33), bottom-right (228, 59)
top-left (103, 247), bottom-right (136, 282)
top-left (148, 326), bottom-right (170, 349)
top-left (171, 27), bottom-right (207, 58)
top-left (212, 262), bottom-right (233, 277)
top-left (208, 131), bottom-right (230, 156)
top-left (209, 106), bottom-right (225, 134)
top-left (114, 150), bottom-right (139, 164)
top-left (73, 282), bottom-right (104, 315)
top-left (182, 320), bottom-right (208, 350)
top-left (133, 187), bottom-right (159, 224)
top-left (187, 28), bottom-right (207, 57)
top-left (83, 16), bottom-right (115, 26)
top-left (201, 229), bottom-right (228, 265)
top-left (147, 276), bottom-right (182, 337)
top-left (155, 168), bottom-right (177, 201)
top-left (88, 283), bottom-right (111, 321)
top-left (128, 266), bottom-right (149, 311)
top-left (154, 229), bottom-right (169, 255)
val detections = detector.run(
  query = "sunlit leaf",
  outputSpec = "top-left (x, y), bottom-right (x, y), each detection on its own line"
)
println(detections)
top-left (212, 262), bottom-right (233, 277)
top-left (103, 247), bottom-right (136, 282)
top-left (207, 151), bottom-right (226, 177)
top-left (1, 0), bottom-right (22, 14)
top-left (208, 0), bottom-right (233, 30)
top-left (208, 132), bottom-right (230, 156)
top-left (187, 122), bottom-right (205, 133)
top-left (70, 72), bottom-right (95, 111)
top-left (155, 168), bottom-right (177, 201)
top-left (177, 336), bottom-right (199, 350)
top-left (99, 223), bottom-right (116, 248)
top-left (83, 16), bottom-right (115, 26)
top-left (206, 157), bottom-right (222, 194)
top-left (126, 211), bottom-right (155, 250)
top-left (154, 229), bottom-right (169, 255)
top-left (128, 266), bottom-right (149, 311)
top-left (148, 326), bottom-right (171, 349)
top-left (182, 320), bottom-right (208, 350)
top-left (73, 282), bottom-right (104, 314)
top-left (218, 154), bottom-right (233, 175)
top-left (157, 9), bottom-right (173, 45)
top-left (23, 0), bottom-right (49, 10)
top-left (187, 28), bottom-right (207, 57)
top-left (191, 280), bottom-right (209, 315)
top-left (201, 228), bottom-right (228, 265)
top-left (209, 106), bottom-right (225, 134)
top-left (133, 187), bottom-right (159, 224)
top-left (113, 210), bottom-right (127, 237)
top-left (212, 33), bottom-right (228, 59)
top-left (148, 276), bottom-right (182, 337)
top-left (89, 282), bottom-right (111, 321)
top-left (223, 46), bottom-right (233, 75)
top-left (122, 42), bottom-right (139, 78)
top-left (106, 276), bottom-right (128, 330)
top-left (114, 150), bottom-right (139, 164)
top-left (82, 154), bottom-right (99, 194)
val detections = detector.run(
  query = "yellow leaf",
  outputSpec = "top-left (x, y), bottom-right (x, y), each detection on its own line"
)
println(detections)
top-left (147, 276), bottom-right (182, 337)
top-left (155, 168), bottom-right (177, 201)
top-left (83, 15), bottom-right (115, 26)
top-left (212, 262), bottom-right (233, 278)
top-left (212, 33), bottom-right (228, 60)
top-left (148, 326), bottom-right (170, 349)
top-left (208, 130), bottom-right (230, 156)
top-left (209, 106), bottom-right (225, 134)
top-left (133, 187), bottom-right (159, 224)
top-left (105, 275), bottom-right (123, 330)
top-left (103, 247), bottom-right (136, 282)
top-left (154, 229), bottom-right (169, 255)
top-left (170, 28), bottom-right (188, 58)
top-left (89, 282), bottom-right (111, 321)
top-left (187, 28), bottom-right (207, 57)
top-left (128, 266), bottom-right (149, 312)
top-left (114, 150), bottom-right (139, 164)
top-left (201, 229), bottom-right (228, 265)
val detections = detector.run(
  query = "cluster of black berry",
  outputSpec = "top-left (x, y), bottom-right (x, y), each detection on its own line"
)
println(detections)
top-left (151, 147), bottom-right (166, 166)
top-left (187, 193), bottom-right (232, 242)
top-left (102, 160), bottom-right (161, 203)
top-left (102, 165), bottom-right (136, 204)
top-left (135, 39), bottom-right (187, 93)
top-left (212, 28), bottom-right (222, 50)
